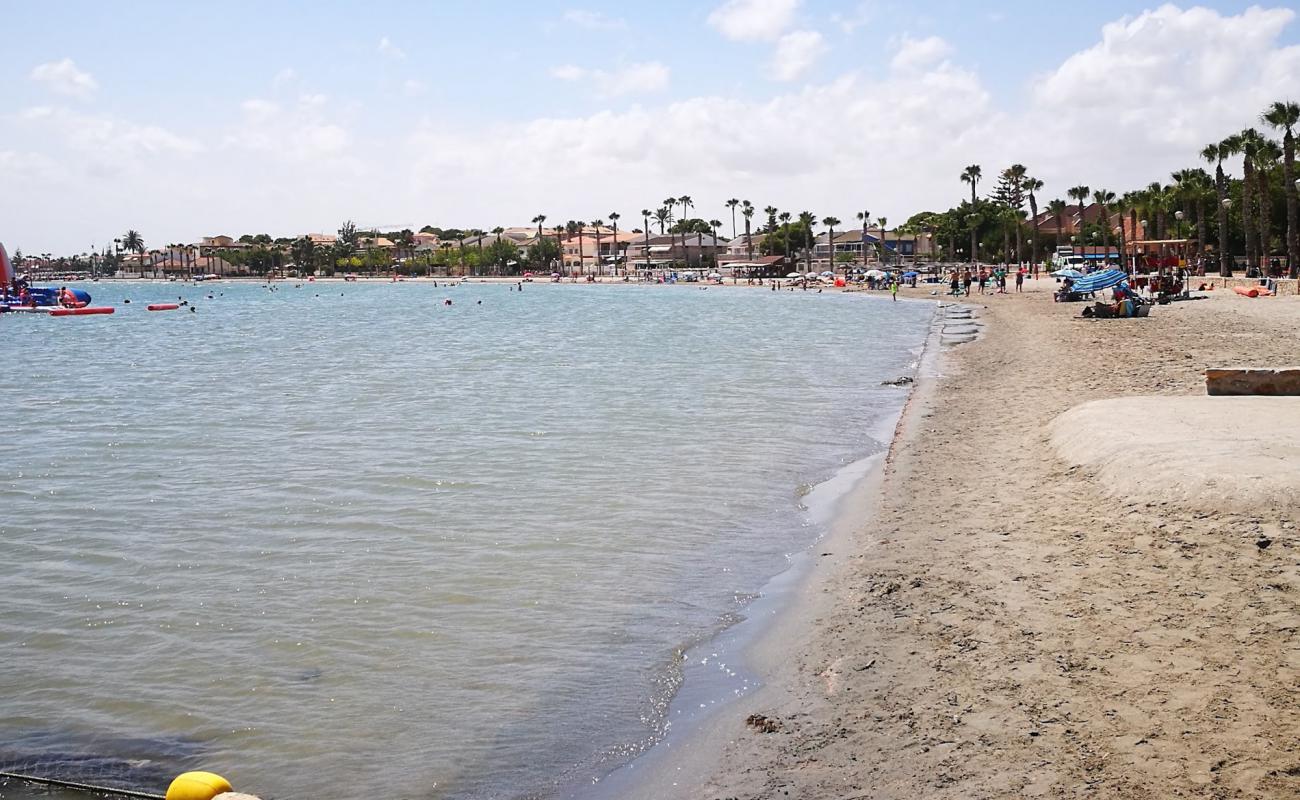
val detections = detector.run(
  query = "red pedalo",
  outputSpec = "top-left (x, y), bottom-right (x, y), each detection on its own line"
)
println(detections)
top-left (50, 307), bottom-right (115, 317)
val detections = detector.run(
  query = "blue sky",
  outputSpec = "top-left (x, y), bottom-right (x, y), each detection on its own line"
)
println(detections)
top-left (5, 1), bottom-right (1300, 252)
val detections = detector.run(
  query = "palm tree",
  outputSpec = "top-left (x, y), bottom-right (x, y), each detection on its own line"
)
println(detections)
top-left (590, 220), bottom-right (604, 277)
top-left (726, 198), bottom-right (740, 240)
top-left (1066, 186), bottom-right (1090, 258)
top-left (121, 230), bottom-right (145, 277)
top-left (1092, 189), bottom-right (1116, 263)
top-left (779, 211), bottom-right (793, 264)
top-left (708, 219), bottom-right (723, 276)
top-left (1024, 178), bottom-right (1044, 267)
top-left (822, 216), bottom-right (841, 270)
top-left (876, 216), bottom-right (889, 263)
top-left (608, 212), bottom-right (621, 276)
top-left (855, 210), bottom-right (871, 263)
top-left (1221, 132), bottom-right (1255, 270)
top-left (1201, 141), bottom-right (1233, 276)
top-left (678, 196), bottom-right (694, 266)
top-left (663, 197), bottom-right (679, 264)
top-left (1256, 138), bottom-right (1282, 270)
top-left (641, 208), bottom-right (653, 273)
top-left (798, 211), bottom-right (816, 273)
top-left (763, 205), bottom-right (778, 233)
top-left (1006, 164), bottom-right (1028, 264)
top-left (960, 165), bottom-right (982, 262)
top-left (742, 201), bottom-right (755, 262)
top-left (654, 206), bottom-right (672, 234)
top-left (1046, 199), bottom-right (1067, 251)
top-left (1263, 101), bottom-right (1300, 276)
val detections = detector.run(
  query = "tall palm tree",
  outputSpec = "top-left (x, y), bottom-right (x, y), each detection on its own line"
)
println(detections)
top-left (779, 211), bottom-right (793, 264)
top-left (1263, 101), bottom-right (1300, 276)
top-left (1024, 178), bottom-right (1044, 267)
top-left (742, 201), bottom-right (755, 262)
top-left (1221, 132), bottom-right (1254, 270)
top-left (855, 209), bottom-right (871, 263)
top-left (490, 226), bottom-right (504, 275)
top-left (798, 211), bottom-right (816, 273)
top-left (1046, 199), bottom-right (1067, 250)
top-left (1255, 138), bottom-right (1282, 270)
top-left (590, 220), bottom-right (604, 277)
top-left (1092, 189), bottom-right (1116, 262)
top-left (654, 206), bottom-right (672, 234)
top-left (608, 212), bottom-right (621, 276)
top-left (662, 197), bottom-right (679, 265)
top-left (822, 216), bottom-right (841, 269)
top-left (678, 196), bottom-right (694, 266)
top-left (960, 165), bottom-right (982, 262)
top-left (708, 219), bottom-right (723, 274)
top-left (763, 205), bottom-right (778, 233)
top-left (122, 230), bottom-right (144, 277)
top-left (531, 214), bottom-right (547, 267)
top-left (641, 208), bottom-right (653, 272)
top-left (1201, 141), bottom-right (1233, 276)
top-left (1006, 164), bottom-right (1028, 264)
top-left (1067, 185), bottom-right (1090, 257)
top-left (726, 198), bottom-right (740, 240)
top-left (876, 216), bottom-right (889, 263)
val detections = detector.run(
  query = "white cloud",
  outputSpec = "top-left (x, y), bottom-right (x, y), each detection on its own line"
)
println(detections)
top-left (225, 96), bottom-right (355, 165)
top-left (831, 2), bottom-right (874, 34)
top-left (562, 9), bottom-right (626, 30)
top-left (771, 30), bottom-right (826, 81)
top-left (1031, 5), bottom-right (1300, 158)
top-left (30, 58), bottom-right (98, 98)
top-left (549, 62), bottom-right (670, 98)
top-left (378, 36), bottom-right (406, 60)
top-left (550, 64), bottom-right (586, 81)
top-left (890, 35), bottom-right (954, 72)
top-left (272, 67), bottom-right (298, 89)
top-left (16, 106), bottom-right (203, 161)
top-left (707, 0), bottom-right (801, 42)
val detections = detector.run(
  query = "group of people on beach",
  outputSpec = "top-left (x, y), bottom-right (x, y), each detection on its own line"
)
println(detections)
top-left (948, 267), bottom-right (1027, 297)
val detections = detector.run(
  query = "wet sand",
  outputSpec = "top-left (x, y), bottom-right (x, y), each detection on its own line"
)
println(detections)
top-left (640, 279), bottom-right (1300, 798)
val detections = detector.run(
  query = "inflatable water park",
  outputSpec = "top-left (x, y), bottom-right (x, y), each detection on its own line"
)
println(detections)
top-left (0, 242), bottom-right (110, 315)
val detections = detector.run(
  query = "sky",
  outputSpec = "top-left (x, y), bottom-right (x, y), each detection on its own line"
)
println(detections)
top-left (4, 0), bottom-right (1300, 253)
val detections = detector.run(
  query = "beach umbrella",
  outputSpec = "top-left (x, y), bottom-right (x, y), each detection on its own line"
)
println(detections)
top-left (865, 269), bottom-right (887, 278)
top-left (819, 270), bottom-right (835, 277)
top-left (1051, 268), bottom-right (1084, 279)
top-left (1068, 269), bottom-right (1128, 294)
top-left (902, 270), bottom-right (919, 278)
top-left (805, 271), bottom-right (818, 278)
top-left (786, 271), bottom-right (803, 278)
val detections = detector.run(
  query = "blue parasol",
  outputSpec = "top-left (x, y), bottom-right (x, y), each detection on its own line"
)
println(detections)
top-left (1068, 268), bottom-right (1128, 293)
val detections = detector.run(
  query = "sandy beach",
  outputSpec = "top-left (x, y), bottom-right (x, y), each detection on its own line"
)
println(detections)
top-left (657, 278), bottom-right (1300, 798)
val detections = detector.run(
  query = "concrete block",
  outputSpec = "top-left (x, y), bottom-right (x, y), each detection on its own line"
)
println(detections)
top-left (1206, 367), bottom-right (1300, 396)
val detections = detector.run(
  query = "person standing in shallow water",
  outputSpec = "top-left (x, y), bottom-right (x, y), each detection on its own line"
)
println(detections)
top-left (891, 278), bottom-right (899, 301)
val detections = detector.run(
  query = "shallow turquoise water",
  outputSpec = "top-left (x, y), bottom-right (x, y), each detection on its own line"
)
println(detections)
top-left (0, 280), bottom-right (931, 799)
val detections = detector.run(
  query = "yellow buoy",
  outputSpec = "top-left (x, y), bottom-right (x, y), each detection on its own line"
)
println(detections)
top-left (165, 772), bottom-right (233, 800)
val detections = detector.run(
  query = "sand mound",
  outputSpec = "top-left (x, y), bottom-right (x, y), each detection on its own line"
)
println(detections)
top-left (1049, 395), bottom-right (1300, 515)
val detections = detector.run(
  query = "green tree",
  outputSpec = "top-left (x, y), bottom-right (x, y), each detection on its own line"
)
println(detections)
top-left (1263, 101), bottom-right (1299, 276)
top-left (726, 198), bottom-right (740, 240)
top-left (822, 216), bottom-right (841, 268)
top-left (742, 201), bottom-right (755, 262)
top-left (960, 165), bottom-right (981, 261)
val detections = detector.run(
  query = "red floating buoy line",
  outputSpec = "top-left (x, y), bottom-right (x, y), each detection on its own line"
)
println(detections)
top-left (147, 303), bottom-right (181, 311)
top-left (49, 306), bottom-right (115, 317)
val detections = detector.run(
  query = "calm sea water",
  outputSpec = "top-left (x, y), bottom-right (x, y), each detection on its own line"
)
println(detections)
top-left (0, 281), bottom-right (931, 800)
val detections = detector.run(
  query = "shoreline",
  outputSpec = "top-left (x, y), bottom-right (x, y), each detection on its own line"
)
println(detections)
top-left (574, 298), bottom-right (958, 799)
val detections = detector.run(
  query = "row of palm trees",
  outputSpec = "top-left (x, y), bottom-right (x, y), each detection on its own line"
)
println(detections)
top-left (937, 100), bottom-right (1299, 277)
